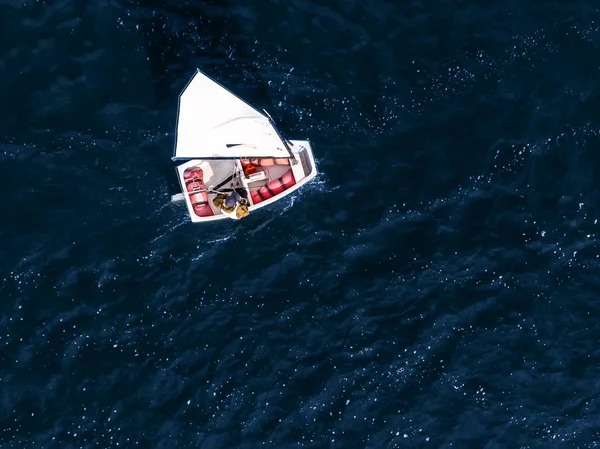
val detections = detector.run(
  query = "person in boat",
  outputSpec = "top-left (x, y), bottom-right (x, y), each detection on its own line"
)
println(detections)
top-left (212, 190), bottom-right (249, 219)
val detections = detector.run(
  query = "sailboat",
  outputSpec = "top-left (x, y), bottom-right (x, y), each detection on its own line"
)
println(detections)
top-left (170, 68), bottom-right (318, 222)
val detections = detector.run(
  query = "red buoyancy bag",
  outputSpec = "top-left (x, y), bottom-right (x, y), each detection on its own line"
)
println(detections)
top-left (251, 169), bottom-right (296, 205)
top-left (240, 158), bottom-right (290, 167)
top-left (184, 168), bottom-right (204, 191)
top-left (189, 190), bottom-right (213, 217)
top-left (183, 167), bottom-right (214, 217)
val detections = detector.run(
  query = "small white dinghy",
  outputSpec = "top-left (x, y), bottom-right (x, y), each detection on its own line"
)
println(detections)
top-left (170, 68), bottom-right (317, 222)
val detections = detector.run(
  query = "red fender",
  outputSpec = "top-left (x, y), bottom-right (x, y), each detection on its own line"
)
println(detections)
top-left (251, 169), bottom-right (296, 204)
top-left (240, 158), bottom-right (290, 167)
top-left (182, 167), bottom-right (214, 217)
top-left (189, 190), bottom-right (213, 217)
top-left (184, 168), bottom-right (203, 184)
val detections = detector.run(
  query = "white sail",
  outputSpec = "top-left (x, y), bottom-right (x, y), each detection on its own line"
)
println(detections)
top-left (173, 69), bottom-right (289, 160)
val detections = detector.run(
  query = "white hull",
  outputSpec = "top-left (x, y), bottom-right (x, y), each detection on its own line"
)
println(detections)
top-left (174, 140), bottom-right (317, 222)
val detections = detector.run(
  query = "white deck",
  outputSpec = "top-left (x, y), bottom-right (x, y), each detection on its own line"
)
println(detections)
top-left (174, 140), bottom-right (317, 222)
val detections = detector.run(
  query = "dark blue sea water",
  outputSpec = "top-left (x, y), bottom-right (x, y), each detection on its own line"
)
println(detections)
top-left (3, 0), bottom-right (600, 447)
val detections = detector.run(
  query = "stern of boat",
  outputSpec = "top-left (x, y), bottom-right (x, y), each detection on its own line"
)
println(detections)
top-left (174, 159), bottom-right (246, 222)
